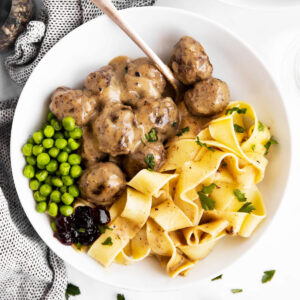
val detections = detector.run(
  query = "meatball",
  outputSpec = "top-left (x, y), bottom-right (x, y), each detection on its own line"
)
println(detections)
top-left (169, 36), bottom-right (213, 85)
top-left (92, 103), bottom-right (140, 156)
top-left (78, 162), bottom-right (126, 206)
top-left (135, 97), bottom-right (179, 142)
top-left (184, 78), bottom-right (230, 117)
top-left (49, 87), bottom-right (98, 126)
top-left (123, 142), bottom-right (166, 179)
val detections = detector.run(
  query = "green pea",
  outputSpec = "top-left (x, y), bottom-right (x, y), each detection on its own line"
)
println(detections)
top-left (57, 151), bottom-right (68, 163)
top-left (33, 131), bottom-right (44, 144)
top-left (51, 177), bottom-right (63, 187)
top-left (29, 179), bottom-right (40, 191)
top-left (61, 192), bottom-right (74, 205)
top-left (36, 202), bottom-right (47, 213)
top-left (62, 116), bottom-right (76, 131)
top-left (69, 127), bottom-right (83, 139)
top-left (62, 175), bottom-right (74, 186)
top-left (68, 153), bottom-right (81, 165)
top-left (54, 132), bottom-right (64, 139)
top-left (36, 170), bottom-right (48, 182)
top-left (45, 175), bottom-right (53, 186)
top-left (63, 146), bottom-right (72, 153)
top-left (59, 162), bottom-right (70, 176)
top-left (27, 137), bottom-right (34, 144)
top-left (50, 221), bottom-right (57, 232)
top-left (50, 118), bottom-right (62, 131)
top-left (40, 184), bottom-right (52, 196)
top-left (64, 131), bottom-right (70, 138)
top-left (46, 160), bottom-right (58, 173)
top-left (68, 185), bottom-right (80, 197)
top-left (26, 156), bottom-right (36, 166)
top-left (37, 163), bottom-right (46, 170)
top-left (70, 165), bottom-right (82, 178)
top-left (48, 202), bottom-right (58, 217)
top-left (50, 190), bottom-right (61, 203)
top-left (60, 205), bottom-right (74, 217)
top-left (42, 138), bottom-right (54, 149)
top-left (47, 111), bottom-right (55, 122)
top-left (43, 125), bottom-right (55, 138)
top-left (22, 143), bottom-right (33, 156)
top-left (34, 191), bottom-right (47, 202)
top-left (60, 186), bottom-right (67, 193)
top-left (55, 138), bottom-right (67, 149)
top-left (37, 153), bottom-right (50, 166)
top-left (32, 145), bottom-right (44, 156)
top-left (49, 147), bottom-right (60, 158)
top-left (68, 138), bottom-right (80, 151)
top-left (23, 165), bottom-right (35, 179)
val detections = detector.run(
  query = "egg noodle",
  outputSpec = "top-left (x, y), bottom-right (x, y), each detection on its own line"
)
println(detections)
top-left (88, 101), bottom-right (271, 277)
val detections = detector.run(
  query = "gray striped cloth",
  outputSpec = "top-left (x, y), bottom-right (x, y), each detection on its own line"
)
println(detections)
top-left (0, 1), bottom-right (155, 299)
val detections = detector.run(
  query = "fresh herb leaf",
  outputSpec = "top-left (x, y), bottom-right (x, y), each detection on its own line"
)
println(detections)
top-left (264, 137), bottom-right (278, 155)
top-left (140, 138), bottom-right (146, 146)
top-left (231, 289), bottom-right (243, 294)
top-left (117, 294), bottom-right (125, 300)
top-left (195, 136), bottom-right (215, 152)
top-left (234, 124), bottom-right (245, 133)
top-left (102, 237), bottom-right (113, 246)
top-left (172, 122), bottom-right (178, 128)
top-left (75, 242), bottom-right (82, 250)
top-left (145, 128), bottom-right (158, 142)
top-left (198, 192), bottom-right (215, 210)
top-left (98, 225), bottom-right (113, 234)
top-left (258, 121), bottom-right (265, 131)
top-left (65, 283), bottom-right (80, 299)
top-left (251, 144), bottom-right (256, 151)
top-left (238, 202), bottom-right (255, 213)
top-left (201, 183), bottom-right (216, 194)
top-left (78, 228), bottom-right (85, 233)
top-left (225, 107), bottom-right (247, 115)
top-left (233, 189), bottom-right (247, 202)
top-left (262, 270), bottom-right (275, 283)
top-left (176, 126), bottom-right (190, 136)
top-left (211, 274), bottom-right (223, 281)
top-left (145, 153), bottom-right (155, 171)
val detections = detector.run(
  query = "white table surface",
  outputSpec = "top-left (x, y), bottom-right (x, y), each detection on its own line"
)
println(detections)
top-left (1, 0), bottom-right (300, 299)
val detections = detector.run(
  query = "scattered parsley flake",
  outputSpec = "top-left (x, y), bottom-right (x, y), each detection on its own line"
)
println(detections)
top-left (238, 202), bottom-right (255, 213)
top-left (65, 283), bottom-right (80, 299)
top-left (102, 237), bottom-right (113, 246)
top-left (264, 137), bottom-right (278, 155)
top-left (98, 225), bottom-right (113, 234)
top-left (176, 126), bottom-right (190, 136)
top-left (198, 192), bottom-right (215, 210)
top-left (262, 270), bottom-right (276, 283)
top-left (225, 107), bottom-right (247, 115)
top-left (75, 242), bottom-right (82, 250)
top-left (172, 122), bottom-right (178, 128)
top-left (78, 228), bottom-right (85, 233)
top-left (211, 274), bottom-right (223, 281)
top-left (195, 136), bottom-right (215, 152)
top-left (145, 153), bottom-right (155, 171)
top-left (234, 124), bottom-right (245, 133)
top-left (140, 138), bottom-right (146, 146)
top-left (258, 121), bottom-right (265, 131)
top-left (231, 289), bottom-right (243, 294)
top-left (145, 128), bottom-right (158, 142)
top-left (201, 183), bottom-right (216, 194)
top-left (117, 294), bottom-right (125, 300)
top-left (251, 144), bottom-right (256, 151)
top-left (233, 189), bottom-right (247, 202)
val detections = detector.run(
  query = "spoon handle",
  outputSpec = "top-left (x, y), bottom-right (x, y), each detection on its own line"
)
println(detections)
top-left (91, 0), bottom-right (179, 91)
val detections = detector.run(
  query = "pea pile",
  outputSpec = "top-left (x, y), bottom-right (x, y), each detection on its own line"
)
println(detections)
top-left (22, 113), bottom-right (83, 218)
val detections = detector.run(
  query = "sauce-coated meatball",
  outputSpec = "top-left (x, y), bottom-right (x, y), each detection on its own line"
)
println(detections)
top-left (78, 162), bottom-right (126, 206)
top-left (184, 78), bottom-right (230, 117)
top-left (169, 36), bottom-right (213, 85)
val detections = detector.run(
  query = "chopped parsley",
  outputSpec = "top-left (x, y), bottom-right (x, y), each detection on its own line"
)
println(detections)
top-left (65, 283), bottom-right (80, 299)
top-left (211, 274), bottom-right (223, 281)
top-left (231, 289), bottom-right (243, 294)
top-left (233, 189), bottom-right (247, 202)
top-left (78, 228), bottom-right (85, 233)
top-left (145, 153), bottom-right (155, 171)
top-left (264, 137), bottom-right (278, 155)
top-left (201, 183), bottom-right (216, 194)
top-left (234, 124), bottom-right (245, 133)
top-left (98, 225), bottom-right (113, 234)
top-left (258, 121), bottom-right (265, 131)
top-left (238, 202), bottom-right (255, 213)
top-left (195, 136), bottom-right (215, 152)
top-left (117, 294), bottom-right (125, 300)
top-left (176, 126), bottom-right (190, 136)
top-left (198, 183), bottom-right (216, 210)
top-left (140, 138), bottom-right (146, 146)
top-left (262, 270), bottom-right (275, 283)
top-left (102, 237), bottom-right (113, 246)
top-left (225, 107), bottom-right (247, 115)
top-left (172, 121), bottom-right (178, 128)
top-left (145, 128), bottom-right (158, 142)
top-left (75, 242), bottom-right (82, 250)
top-left (251, 144), bottom-right (256, 151)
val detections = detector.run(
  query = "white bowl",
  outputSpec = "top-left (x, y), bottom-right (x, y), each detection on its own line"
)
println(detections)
top-left (10, 7), bottom-right (291, 291)
top-left (217, 0), bottom-right (300, 9)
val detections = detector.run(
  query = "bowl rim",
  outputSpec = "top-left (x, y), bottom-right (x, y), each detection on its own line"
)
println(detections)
top-left (10, 5), bottom-right (292, 291)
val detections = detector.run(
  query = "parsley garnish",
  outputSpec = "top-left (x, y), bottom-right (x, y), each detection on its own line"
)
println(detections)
top-left (264, 137), bottom-right (278, 155)
top-left (140, 138), bottom-right (146, 146)
top-left (231, 289), bottom-right (243, 294)
top-left (195, 136), bottom-right (215, 152)
top-left (234, 124), bottom-right (245, 133)
top-left (145, 128), bottom-right (158, 142)
top-left (75, 242), bottom-right (82, 250)
top-left (198, 183), bottom-right (216, 210)
top-left (211, 274), bottom-right (223, 281)
top-left (251, 144), bottom-right (256, 151)
top-left (145, 153), bottom-right (155, 171)
top-left (117, 294), bottom-right (125, 300)
top-left (262, 270), bottom-right (275, 283)
top-left (238, 202), bottom-right (255, 213)
top-left (201, 183), bottom-right (216, 194)
top-left (98, 225), bottom-right (113, 234)
top-left (225, 107), bottom-right (247, 115)
top-left (258, 121), bottom-right (265, 131)
top-left (102, 237), bottom-right (113, 246)
top-left (65, 283), bottom-right (80, 299)
top-left (78, 228), bottom-right (85, 233)
top-left (172, 122), bottom-right (178, 128)
top-left (233, 189), bottom-right (247, 202)
top-left (176, 126), bottom-right (190, 136)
